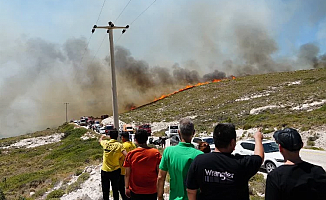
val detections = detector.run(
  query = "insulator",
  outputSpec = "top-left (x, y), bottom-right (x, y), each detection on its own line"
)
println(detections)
top-left (126, 25), bottom-right (129, 28)
top-left (92, 29), bottom-right (95, 33)
top-left (93, 25), bottom-right (97, 28)
top-left (122, 29), bottom-right (126, 34)
top-left (107, 30), bottom-right (109, 33)
top-left (108, 21), bottom-right (112, 25)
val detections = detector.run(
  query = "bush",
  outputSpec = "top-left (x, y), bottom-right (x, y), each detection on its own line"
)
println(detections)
top-left (74, 169), bottom-right (83, 176)
top-left (0, 187), bottom-right (5, 200)
top-left (46, 189), bottom-right (65, 199)
top-left (307, 140), bottom-right (315, 146)
top-left (249, 173), bottom-right (265, 196)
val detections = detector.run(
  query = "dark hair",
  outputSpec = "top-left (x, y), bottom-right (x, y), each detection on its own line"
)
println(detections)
top-left (213, 123), bottom-right (236, 148)
top-left (121, 131), bottom-right (130, 140)
top-left (135, 129), bottom-right (148, 144)
top-left (110, 130), bottom-right (119, 140)
top-left (179, 118), bottom-right (194, 139)
top-left (198, 141), bottom-right (211, 153)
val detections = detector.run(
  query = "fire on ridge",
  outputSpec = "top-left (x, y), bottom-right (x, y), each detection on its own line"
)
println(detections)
top-left (131, 76), bottom-right (236, 110)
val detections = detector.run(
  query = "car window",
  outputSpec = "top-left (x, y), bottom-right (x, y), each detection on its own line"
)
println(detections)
top-left (193, 138), bottom-right (202, 143)
top-left (170, 126), bottom-right (178, 129)
top-left (202, 138), bottom-right (214, 145)
top-left (241, 142), bottom-right (255, 151)
top-left (263, 142), bottom-right (279, 153)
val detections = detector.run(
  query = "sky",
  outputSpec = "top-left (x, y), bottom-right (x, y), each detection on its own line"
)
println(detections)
top-left (0, 0), bottom-right (326, 138)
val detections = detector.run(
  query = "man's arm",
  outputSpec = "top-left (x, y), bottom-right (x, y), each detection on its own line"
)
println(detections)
top-left (254, 128), bottom-right (264, 162)
top-left (125, 167), bottom-right (131, 198)
top-left (99, 135), bottom-right (106, 143)
top-left (157, 169), bottom-right (167, 200)
top-left (187, 189), bottom-right (197, 200)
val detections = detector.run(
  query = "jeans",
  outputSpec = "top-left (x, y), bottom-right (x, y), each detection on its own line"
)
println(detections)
top-left (101, 169), bottom-right (121, 200)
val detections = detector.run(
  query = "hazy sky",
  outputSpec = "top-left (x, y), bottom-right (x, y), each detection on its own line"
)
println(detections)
top-left (1, 0), bottom-right (326, 138)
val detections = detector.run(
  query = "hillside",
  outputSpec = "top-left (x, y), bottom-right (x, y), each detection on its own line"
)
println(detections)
top-left (121, 68), bottom-right (326, 133)
top-left (0, 68), bottom-right (326, 200)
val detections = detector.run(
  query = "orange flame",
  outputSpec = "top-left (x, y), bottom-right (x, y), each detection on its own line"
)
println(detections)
top-left (130, 76), bottom-right (236, 110)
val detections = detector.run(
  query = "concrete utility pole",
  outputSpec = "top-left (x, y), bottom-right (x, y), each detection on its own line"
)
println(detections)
top-left (92, 22), bottom-right (129, 129)
top-left (64, 103), bottom-right (69, 122)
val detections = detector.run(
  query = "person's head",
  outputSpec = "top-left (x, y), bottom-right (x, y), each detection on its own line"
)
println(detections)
top-left (121, 131), bottom-right (130, 142)
top-left (198, 141), bottom-right (211, 153)
top-left (179, 118), bottom-right (195, 142)
top-left (135, 129), bottom-right (148, 145)
top-left (273, 128), bottom-right (303, 154)
top-left (213, 123), bottom-right (236, 152)
top-left (109, 130), bottom-right (119, 140)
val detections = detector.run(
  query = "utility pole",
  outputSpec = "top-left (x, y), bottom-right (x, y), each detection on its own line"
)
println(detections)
top-left (92, 22), bottom-right (129, 130)
top-left (64, 103), bottom-right (69, 123)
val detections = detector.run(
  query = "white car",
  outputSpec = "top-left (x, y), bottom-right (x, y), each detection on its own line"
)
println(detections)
top-left (165, 125), bottom-right (179, 138)
top-left (233, 139), bottom-right (285, 173)
top-left (169, 135), bottom-right (202, 148)
top-left (201, 137), bottom-right (215, 152)
top-left (99, 127), bottom-right (106, 134)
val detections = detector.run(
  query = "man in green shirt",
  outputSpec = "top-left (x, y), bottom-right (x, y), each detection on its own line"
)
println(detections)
top-left (157, 118), bottom-right (203, 200)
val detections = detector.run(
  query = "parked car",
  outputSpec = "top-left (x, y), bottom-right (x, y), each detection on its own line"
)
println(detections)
top-left (79, 119), bottom-right (87, 126)
top-left (99, 127), bottom-right (106, 134)
top-left (201, 137), bottom-right (215, 152)
top-left (165, 125), bottom-right (179, 137)
top-left (123, 124), bottom-right (134, 134)
top-left (169, 135), bottom-right (202, 148)
top-left (105, 124), bottom-right (115, 135)
top-left (233, 139), bottom-right (285, 173)
top-left (138, 124), bottom-right (152, 136)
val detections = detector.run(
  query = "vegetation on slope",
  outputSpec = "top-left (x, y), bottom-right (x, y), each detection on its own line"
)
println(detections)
top-left (121, 68), bottom-right (326, 133)
top-left (0, 123), bottom-right (102, 200)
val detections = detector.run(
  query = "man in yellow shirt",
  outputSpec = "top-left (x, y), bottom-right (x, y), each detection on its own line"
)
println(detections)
top-left (99, 130), bottom-right (127, 200)
top-left (119, 131), bottom-right (137, 200)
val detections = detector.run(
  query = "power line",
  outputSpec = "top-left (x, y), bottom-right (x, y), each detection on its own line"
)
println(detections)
top-left (90, 34), bottom-right (107, 65)
top-left (96, 0), bottom-right (108, 24)
top-left (130, 0), bottom-right (158, 25)
top-left (79, 0), bottom-right (108, 67)
top-left (115, 0), bottom-right (132, 23)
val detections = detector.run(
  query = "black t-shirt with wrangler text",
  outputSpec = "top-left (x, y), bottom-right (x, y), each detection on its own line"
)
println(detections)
top-left (186, 152), bottom-right (262, 200)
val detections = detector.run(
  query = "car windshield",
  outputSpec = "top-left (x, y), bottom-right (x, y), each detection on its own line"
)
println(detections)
top-left (170, 126), bottom-right (178, 129)
top-left (143, 125), bottom-right (150, 128)
top-left (202, 138), bottom-right (214, 145)
top-left (263, 142), bottom-right (279, 153)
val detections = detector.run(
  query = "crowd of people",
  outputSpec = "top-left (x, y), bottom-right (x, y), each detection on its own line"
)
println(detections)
top-left (99, 118), bottom-right (326, 200)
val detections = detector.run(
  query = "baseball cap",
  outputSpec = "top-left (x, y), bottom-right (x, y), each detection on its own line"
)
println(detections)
top-left (273, 128), bottom-right (303, 151)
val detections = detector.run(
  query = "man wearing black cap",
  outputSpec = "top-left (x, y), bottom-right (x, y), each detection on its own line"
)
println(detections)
top-left (265, 128), bottom-right (326, 200)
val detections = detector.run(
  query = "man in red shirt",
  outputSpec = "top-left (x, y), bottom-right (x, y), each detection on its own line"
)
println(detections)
top-left (123, 129), bottom-right (161, 200)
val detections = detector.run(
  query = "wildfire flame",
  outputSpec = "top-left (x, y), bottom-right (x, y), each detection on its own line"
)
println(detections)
top-left (131, 76), bottom-right (236, 110)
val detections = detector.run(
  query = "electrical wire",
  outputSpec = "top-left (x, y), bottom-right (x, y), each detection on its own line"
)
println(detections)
top-left (130, 0), bottom-right (158, 25)
top-left (96, 0), bottom-right (108, 24)
top-left (90, 34), bottom-right (107, 65)
top-left (79, 0), bottom-right (108, 67)
top-left (115, 0), bottom-right (132, 23)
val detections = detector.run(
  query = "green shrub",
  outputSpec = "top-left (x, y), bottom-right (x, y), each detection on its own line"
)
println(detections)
top-left (77, 173), bottom-right (90, 182)
top-left (34, 188), bottom-right (47, 197)
top-left (249, 173), bottom-right (265, 195)
top-left (307, 140), bottom-right (315, 146)
top-left (46, 189), bottom-right (65, 199)
top-left (0, 187), bottom-right (5, 200)
top-left (74, 169), bottom-right (83, 176)
top-left (243, 124), bottom-right (252, 130)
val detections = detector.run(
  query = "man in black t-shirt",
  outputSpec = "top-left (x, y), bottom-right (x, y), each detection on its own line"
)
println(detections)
top-left (186, 123), bottom-right (264, 200)
top-left (265, 128), bottom-right (326, 200)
